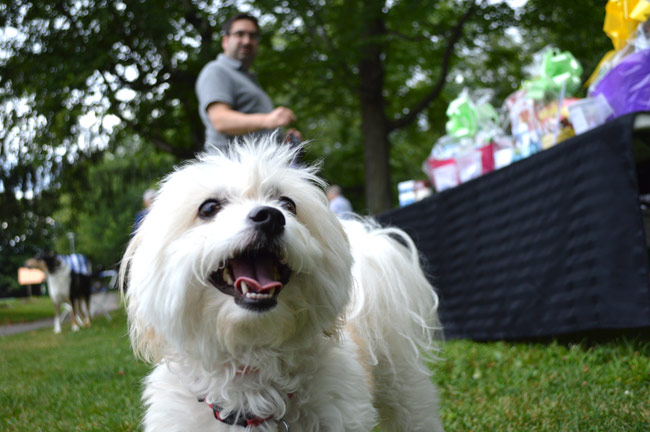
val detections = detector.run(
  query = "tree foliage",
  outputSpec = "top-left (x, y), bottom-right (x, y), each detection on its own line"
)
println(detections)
top-left (517, 0), bottom-right (611, 82)
top-left (252, 0), bottom-right (521, 212)
top-left (1, 0), bottom-right (220, 161)
top-left (1, 0), bottom-right (521, 213)
top-left (0, 187), bottom-right (58, 295)
top-left (52, 138), bottom-right (175, 269)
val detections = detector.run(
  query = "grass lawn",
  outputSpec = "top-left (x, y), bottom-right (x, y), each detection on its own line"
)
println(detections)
top-left (0, 295), bottom-right (56, 325)
top-left (0, 309), bottom-right (150, 431)
top-left (436, 338), bottom-right (650, 431)
top-left (1, 308), bottom-right (648, 431)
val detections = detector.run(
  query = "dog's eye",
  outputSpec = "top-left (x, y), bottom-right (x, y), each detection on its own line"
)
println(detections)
top-left (198, 199), bottom-right (221, 219)
top-left (279, 196), bottom-right (296, 215)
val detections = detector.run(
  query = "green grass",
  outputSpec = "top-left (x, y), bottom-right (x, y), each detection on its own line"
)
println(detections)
top-left (434, 339), bottom-right (650, 431)
top-left (0, 296), bottom-right (56, 325)
top-left (0, 309), bottom-right (150, 432)
top-left (1, 309), bottom-right (649, 431)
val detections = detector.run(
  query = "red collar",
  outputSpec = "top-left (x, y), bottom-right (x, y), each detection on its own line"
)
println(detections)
top-left (198, 392), bottom-right (294, 429)
top-left (207, 401), bottom-right (274, 428)
top-left (197, 366), bottom-right (291, 429)
top-left (235, 365), bottom-right (259, 376)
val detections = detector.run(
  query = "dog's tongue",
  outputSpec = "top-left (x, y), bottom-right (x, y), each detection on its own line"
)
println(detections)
top-left (230, 255), bottom-right (282, 293)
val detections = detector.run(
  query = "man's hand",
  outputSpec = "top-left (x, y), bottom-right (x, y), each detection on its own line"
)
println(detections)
top-left (284, 128), bottom-right (303, 145)
top-left (264, 107), bottom-right (296, 129)
top-left (207, 103), bottom-right (297, 136)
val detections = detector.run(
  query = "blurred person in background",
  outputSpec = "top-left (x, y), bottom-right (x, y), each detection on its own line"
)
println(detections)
top-left (132, 188), bottom-right (156, 236)
top-left (327, 185), bottom-right (353, 219)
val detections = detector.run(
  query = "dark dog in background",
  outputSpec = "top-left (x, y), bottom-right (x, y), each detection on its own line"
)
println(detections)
top-left (26, 251), bottom-right (92, 333)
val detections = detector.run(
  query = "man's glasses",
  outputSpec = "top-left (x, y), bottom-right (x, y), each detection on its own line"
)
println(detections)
top-left (228, 30), bottom-right (260, 41)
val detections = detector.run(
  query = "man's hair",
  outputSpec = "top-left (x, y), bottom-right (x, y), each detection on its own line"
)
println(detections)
top-left (223, 12), bottom-right (260, 35)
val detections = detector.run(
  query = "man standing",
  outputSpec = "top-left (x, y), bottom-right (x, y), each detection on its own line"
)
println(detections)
top-left (195, 12), bottom-right (300, 150)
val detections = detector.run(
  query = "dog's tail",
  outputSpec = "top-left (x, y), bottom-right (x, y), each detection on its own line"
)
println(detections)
top-left (342, 218), bottom-right (441, 375)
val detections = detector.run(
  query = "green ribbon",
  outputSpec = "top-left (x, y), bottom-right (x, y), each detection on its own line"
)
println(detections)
top-left (445, 93), bottom-right (499, 138)
top-left (523, 49), bottom-right (583, 99)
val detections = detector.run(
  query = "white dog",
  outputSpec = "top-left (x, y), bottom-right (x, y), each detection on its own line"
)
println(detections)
top-left (121, 138), bottom-right (444, 431)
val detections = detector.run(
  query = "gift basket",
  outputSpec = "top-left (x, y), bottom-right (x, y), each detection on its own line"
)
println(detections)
top-left (399, 1), bottom-right (650, 201)
top-left (422, 89), bottom-right (511, 192)
top-left (576, 0), bottom-right (650, 131)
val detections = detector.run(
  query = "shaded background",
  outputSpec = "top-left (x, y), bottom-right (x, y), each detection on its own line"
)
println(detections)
top-left (0, 0), bottom-right (612, 295)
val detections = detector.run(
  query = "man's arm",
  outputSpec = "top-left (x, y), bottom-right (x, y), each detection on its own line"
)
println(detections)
top-left (207, 102), bottom-right (296, 136)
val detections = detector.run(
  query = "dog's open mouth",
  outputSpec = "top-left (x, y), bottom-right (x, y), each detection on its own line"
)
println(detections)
top-left (208, 250), bottom-right (291, 312)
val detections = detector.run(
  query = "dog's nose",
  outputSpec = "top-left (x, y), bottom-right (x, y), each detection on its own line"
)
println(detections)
top-left (248, 206), bottom-right (285, 237)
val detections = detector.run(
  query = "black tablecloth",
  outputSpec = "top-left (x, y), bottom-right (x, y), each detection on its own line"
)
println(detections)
top-left (379, 113), bottom-right (650, 340)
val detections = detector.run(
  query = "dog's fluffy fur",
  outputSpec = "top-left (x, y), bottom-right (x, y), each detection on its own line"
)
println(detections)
top-left (26, 252), bottom-right (92, 333)
top-left (121, 138), bottom-right (443, 431)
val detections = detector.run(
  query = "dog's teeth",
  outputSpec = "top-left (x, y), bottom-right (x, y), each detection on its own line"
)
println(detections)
top-left (222, 268), bottom-right (234, 285)
top-left (241, 290), bottom-right (273, 300)
top-left (268, 288), bottom-right (275, 297)
top-left (240, 281), bottom-right (249, 294)
top-left (279, 252), bottom-right (288, 265)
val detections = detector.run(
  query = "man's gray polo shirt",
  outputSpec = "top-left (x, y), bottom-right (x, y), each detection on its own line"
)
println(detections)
top-left (195, 54), bottom-right (274, 150)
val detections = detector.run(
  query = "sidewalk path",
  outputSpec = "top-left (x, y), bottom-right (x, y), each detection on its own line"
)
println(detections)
top-left (0, 291), bottom-right (121, 336)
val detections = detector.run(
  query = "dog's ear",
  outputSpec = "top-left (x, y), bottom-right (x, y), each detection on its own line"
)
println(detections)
top-left (128, 315), bottom-right (167, 363)
top-left (121, 229), bottom-right (168, 363)
top-left (119, 229), bottom-right (142, 298)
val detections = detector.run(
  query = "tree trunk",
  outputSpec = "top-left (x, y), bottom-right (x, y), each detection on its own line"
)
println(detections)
top-left (358, 2), bottom-right (392, 214)
top-left (360, 98), bottom-right (391, 214)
